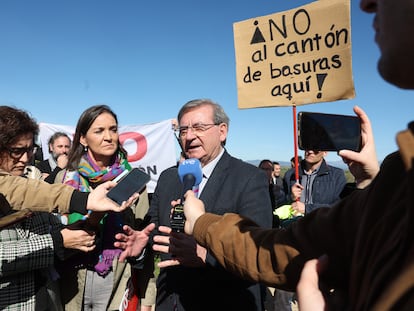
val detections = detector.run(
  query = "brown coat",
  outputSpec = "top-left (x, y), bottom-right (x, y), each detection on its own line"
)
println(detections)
top-left (0, 170), bottom-right (74, 213)
top-left (193, 128), bottom-right (414, 310)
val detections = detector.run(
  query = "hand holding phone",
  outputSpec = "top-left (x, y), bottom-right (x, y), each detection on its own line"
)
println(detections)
top-left (337, 106), bottom-right (380, 188)
top-left (107, 168), bottom-right (150, 205)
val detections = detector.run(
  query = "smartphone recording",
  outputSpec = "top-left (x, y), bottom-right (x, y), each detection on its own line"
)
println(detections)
top-left (107, 168), bottom-right (150, 205)
top-left (298, 111), bottom-right (361, 152)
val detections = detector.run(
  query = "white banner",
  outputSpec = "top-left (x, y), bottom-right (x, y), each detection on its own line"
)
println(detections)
top-left (38, 119), bottom-right (177, 193)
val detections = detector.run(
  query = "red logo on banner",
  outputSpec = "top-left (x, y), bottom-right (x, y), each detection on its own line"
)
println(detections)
top-left (120, 132), bottom-right (147, 162)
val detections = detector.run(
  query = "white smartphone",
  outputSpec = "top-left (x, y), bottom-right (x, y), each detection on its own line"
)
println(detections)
top-left (107, 168), bottom-right (150, 205)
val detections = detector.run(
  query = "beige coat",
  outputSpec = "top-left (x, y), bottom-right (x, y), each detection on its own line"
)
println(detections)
top-left (0, 170), bottom-right (74, 213)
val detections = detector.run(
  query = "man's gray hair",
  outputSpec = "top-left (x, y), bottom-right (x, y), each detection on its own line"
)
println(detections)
top-left (177, 99), bottom-right (230, 128)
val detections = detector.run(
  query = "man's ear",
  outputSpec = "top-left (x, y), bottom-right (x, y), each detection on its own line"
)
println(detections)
top-left (218, 123), bottom-right (228, 144)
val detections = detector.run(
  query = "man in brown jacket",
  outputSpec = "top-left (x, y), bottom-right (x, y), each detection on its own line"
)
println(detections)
top-left (180, 0), bottom-right (414, 309)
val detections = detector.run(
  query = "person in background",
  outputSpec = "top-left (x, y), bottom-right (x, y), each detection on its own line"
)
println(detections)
top-left (0, 106), bottom-right (97, 310)
top-left (258, 158), bottom-right (293, 310)
top-left (282, 156), bottom-right (302, 194)
top-left (116, 99), bottom-right (272, 310)
top-left (36, 132), bottom-right (71, 183)
top-left (258, 159), bottom-right (274, 183)
top-left (286, 150), bottom-right (346, 215)
top-left (279, 152), bottom-right (345, 310)
top-left (290, 156), bottom-right (302, 169)
top-left (272, 161), bottom-right (283, 188)
top-left (56, 105), bottom-right (154, 311)
top-left (258, 159), bottom-right (286, 212)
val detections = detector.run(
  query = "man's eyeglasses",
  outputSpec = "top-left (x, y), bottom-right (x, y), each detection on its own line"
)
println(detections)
top-left (175, 123), bottom-right (219, 138)
top-left (7, 146), bottom-right (38, 160)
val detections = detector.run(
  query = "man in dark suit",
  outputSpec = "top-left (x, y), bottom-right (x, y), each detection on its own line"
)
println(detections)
top-left (148, 99), bottom-right (272, 310)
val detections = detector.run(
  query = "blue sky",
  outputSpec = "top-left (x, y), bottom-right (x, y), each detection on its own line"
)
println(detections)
top-left (1, 0), bottom-right (413, 163)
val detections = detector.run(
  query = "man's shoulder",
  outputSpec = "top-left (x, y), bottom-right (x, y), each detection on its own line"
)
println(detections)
top-left (327, 164), bottom-right (344, 172)
top-left (323, 164), bottom-right (345, 180)
top-left (320, 159), bottom-right (343, 174)
top-left (158, 165), bottom-right (179, 181)
top-left (284, 167), bottom-right (294, 175)
top-left (223, 153), bottom-right (260, 172)
top-left (215, 154), bottom-right (267, 185)
top-left (378, 151), bottom-right (405, 178)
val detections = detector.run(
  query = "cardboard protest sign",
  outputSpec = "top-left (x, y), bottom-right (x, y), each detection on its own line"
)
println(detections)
top-left (234, 0), bottom-right (355, 108)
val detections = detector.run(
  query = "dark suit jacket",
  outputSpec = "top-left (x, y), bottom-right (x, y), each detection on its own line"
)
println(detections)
top-left (147, 150), bottom-right (272, 311)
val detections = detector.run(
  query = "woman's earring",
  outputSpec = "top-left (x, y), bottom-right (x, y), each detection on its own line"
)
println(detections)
top-left (83, 145), bottom-right (88, 152)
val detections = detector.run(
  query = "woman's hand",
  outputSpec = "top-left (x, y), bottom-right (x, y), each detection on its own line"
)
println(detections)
top-left (87, 181), bottom-right (139, 212)
top-left (60, 228), bottom-right (96, 252)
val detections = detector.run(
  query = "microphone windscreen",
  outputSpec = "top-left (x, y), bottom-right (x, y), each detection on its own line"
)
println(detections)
top-left (178, 158), bottom-right (203, 186)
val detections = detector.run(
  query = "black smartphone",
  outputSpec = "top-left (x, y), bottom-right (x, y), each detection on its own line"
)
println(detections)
top-left (298, 111), bottom-right (361, 152)
top-left (107, 168), bottom-right (150, 205)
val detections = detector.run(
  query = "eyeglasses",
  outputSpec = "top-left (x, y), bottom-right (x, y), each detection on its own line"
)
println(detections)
top-left (7, 146), bottom-right (38, 160)
top-left (175, 123), bottom-right (219, 138)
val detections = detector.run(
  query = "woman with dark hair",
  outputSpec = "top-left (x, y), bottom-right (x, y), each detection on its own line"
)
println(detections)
top-left (56, 104), bottom-right (153, 311)
top-left (0, 106), bottom-right (97, 310)
top-left (0, 106), bottom-right (39, 176)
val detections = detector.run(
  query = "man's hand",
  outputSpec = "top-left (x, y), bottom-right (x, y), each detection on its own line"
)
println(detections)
top-left (60, 228), bottom-right (96, 252)
top-left (182, 190), bottom-right (206, 235)
top-left (87, 181), bottom-right (139, 212)
top-left (153, 225), bottom-right (206, 268)
top-left (339, 106), bottom-right (380, 189)
top-left (291, 200), bottom-right (305, 215)
top-left (56, 154), bottom-right (69, 169)
top-left (114, 223), bottom-right (155, 262)
top-left (291, 183), bottom-right (303, 202)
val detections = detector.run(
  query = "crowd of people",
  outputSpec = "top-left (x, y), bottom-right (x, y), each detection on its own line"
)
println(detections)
top-left (0, 106), bottom-right (141, 310)
top-left (258, 150), bottom-right (349, 309)
top-left (176, 1), bottom-right (414, 310)
top-left (1, 0), bottom-right (413, 310)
